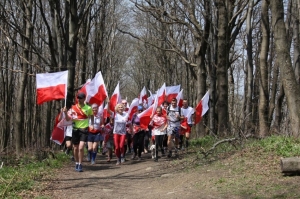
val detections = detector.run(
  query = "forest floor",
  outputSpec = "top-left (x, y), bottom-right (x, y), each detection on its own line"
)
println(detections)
top-left (37, 146), bottom-right (300, 199)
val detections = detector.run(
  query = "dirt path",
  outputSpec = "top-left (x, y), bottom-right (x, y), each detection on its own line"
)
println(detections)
top-left (41, 148), bottom-right (300, 199)
top-left (43, 151), bottom-right (218, 199)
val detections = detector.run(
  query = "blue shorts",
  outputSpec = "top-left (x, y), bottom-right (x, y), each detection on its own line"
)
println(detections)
top-left (167, 126), bottom-right (180, 138)
top-left (87, 133), bottom-right (103, 142)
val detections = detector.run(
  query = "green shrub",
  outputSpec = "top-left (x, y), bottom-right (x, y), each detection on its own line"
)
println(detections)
top-left (190, 135), bottom-right (216, 148)
top-left (249, 135), bottom-right (300, 157)
top-left (0, 151), bottom-right (69, 198)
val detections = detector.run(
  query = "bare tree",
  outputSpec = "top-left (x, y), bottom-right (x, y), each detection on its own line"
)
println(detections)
top-left (270, 0), bottom-right (300, 137)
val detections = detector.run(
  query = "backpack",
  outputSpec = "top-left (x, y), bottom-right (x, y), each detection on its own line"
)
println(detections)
top-left (167, 106), bottom-right (181, 117)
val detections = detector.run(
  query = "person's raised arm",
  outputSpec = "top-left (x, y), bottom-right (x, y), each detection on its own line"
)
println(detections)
top-left (63, 107), bottom-right (71, 121)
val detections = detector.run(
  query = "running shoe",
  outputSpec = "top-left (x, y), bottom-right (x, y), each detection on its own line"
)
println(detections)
top-left (167, 151), bottom-right (172, 158)
top-left (137, 156), bottom-right (142, 161)
top-left (116, 160), bottom-right (121, 165)
top-left (75, 164), bottom-right (79, 171)
top-left (121, 157), bottom-right (125, 163)
top-left (131, 154), bottom-right (136, 160)
top-left (91, 160), bottom-right (95, 165)
top-left (78, 164), bottom-right (83, 172)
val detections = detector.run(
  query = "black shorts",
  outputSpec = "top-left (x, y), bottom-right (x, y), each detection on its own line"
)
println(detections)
top-left (65, 136), bottom-right (72, 141)
top-left (72, 128), bottom-right (88, 145)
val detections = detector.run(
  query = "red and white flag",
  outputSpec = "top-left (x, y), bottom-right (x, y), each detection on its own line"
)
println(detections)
top-left (139, 86), bottom-right (148, 104)
top-left (51, 112), bottom-right (66, 145)
top-left (86, 71), bottom-right (108, 105)
top-left (36, 71), bottom-right (68, 105)
top-left (176, 89), bottom-right (184, 107)
top-left (109, 82), bottom-right (122, 112)
top-left (157, 83), bottom-right (166, 106)
top-left (56, 112), bottom-right (72, 127)
top-left (51, 126), bottom-right (65, 145)
top-left (147, 90), bottom-right (155, 107)
top-left (97, 102), bottom-right (104, 117)
top-left (128, 98), bottom-right (139, 120)
top-left (166, 84), bottom-right (180, 103)
top-left (103, 103), bottom-right (110, 121)
top-left (195, 91), bottom-right (210, 124)
top-left (138, 95), bottom-right (158, 130)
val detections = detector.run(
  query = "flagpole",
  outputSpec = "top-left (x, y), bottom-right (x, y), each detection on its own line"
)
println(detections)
top-left (65, 70), bottom-right (68, 107)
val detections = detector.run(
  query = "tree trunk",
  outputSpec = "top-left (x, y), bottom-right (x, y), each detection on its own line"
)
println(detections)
top-left (66, 0), bottom-right (79, 107)
top-left (216, 0), bottom-right (229, 136)
top-left (16, 0), bottom-right (33, 156)
top-left (258, 0), bottom-right (270, 137)
top-left (270, 0), bottom-right (300, 137)
top-left (245, 0), bottom-right (254, 134)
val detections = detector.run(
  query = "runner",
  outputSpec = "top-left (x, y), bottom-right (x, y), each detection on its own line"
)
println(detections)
top-left (166, 98), bottom-right (184, 158)
top-left (63, 92), bottom-right (94, 172)
top-left (180, 99), bottom-right (195, 150)
top-left (113, 103), bottom-right (129, 165)
top-left (150, 106), bottom-right (167, 161)
top-left (161, 101), bottom-right (169, 151)
top-left (131, 105), bottom-right (145, 161)
top-left (87, 104), bottom-right (104, 165)
top-left (122, 99), bottom-right (132, 160)
top-left (103, 117), bottom-right (114, 162)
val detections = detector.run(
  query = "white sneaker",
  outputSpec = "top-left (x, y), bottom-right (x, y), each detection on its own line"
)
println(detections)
top-left (121, 157), bottom-right (125, 163)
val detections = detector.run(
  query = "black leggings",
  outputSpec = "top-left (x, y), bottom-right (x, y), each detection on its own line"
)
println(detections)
top-left (133, 131), bottom-right (145, 157)
top-left (144, 130), bottom-right (150, 150)
top-left (155, 135), bottom-right (165, 157)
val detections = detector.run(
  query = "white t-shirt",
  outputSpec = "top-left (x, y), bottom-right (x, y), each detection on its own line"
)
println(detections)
top-left (167, 106), bottom-right (183, 127)
top-left (89, 115), bottom-right (102, 131)
top-left (181, 106), bottom-right (195, 124)
top-left (113, 112), bottom-right (129, 135)
top-left (65, 125), bottom-right (73, 137)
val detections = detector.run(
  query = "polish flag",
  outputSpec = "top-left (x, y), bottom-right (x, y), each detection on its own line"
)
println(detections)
top-left (157, 83), bottom-right (166, 106)
top-left (109, 82), bottom-right (122, 112)
top-left (195, 91), bottom-right (210, 124)
top-left (103, 103), bottom-right (110, 121)
top-left (139, 86), bottom-right (148, 104)
top-left (36, 71), bottom-right (68, 105)
top-left (86, 71), bottom-right (108, 105)
top-left (180, 118), bottom-right (191, 134)
top-left (75, 79), bottom-right (91, 104)
top-left (176, 89), bottom-right (184, 107)
top-left (56, 112), bottom-right (72, 127)
top-left (166, 85), bottom-right (180, 103)
top-left (147, 90), bottom-right (155, 107)
top-left (97, 102), bottom-right (104, 117)
top-left (128, 98), bottom-right (139, 120)
top-left (138, 95), bottom-right (158, 130)
top-left (51, 112), bottom-right (65, 145)
top-left (51, 126), bottom-right (65, 145)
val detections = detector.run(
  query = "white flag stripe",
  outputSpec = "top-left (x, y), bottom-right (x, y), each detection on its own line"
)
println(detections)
top-left (36, 71), bottom-right (68, 88)
top-left (201, 91), bottom-right (210, 116)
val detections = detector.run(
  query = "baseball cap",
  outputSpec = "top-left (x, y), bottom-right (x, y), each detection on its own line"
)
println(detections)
top-left (77, 92), bottom-right (86, 99)
top-left (138, 105), bottom-right (143, 111)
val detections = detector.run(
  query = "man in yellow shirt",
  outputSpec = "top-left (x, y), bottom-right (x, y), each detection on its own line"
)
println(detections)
top-left (64, 92), bottom-right (94, 172)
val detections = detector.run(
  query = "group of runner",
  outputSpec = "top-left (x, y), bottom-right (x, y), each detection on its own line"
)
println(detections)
top-left (60, 92), bottom-right (195, 172)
